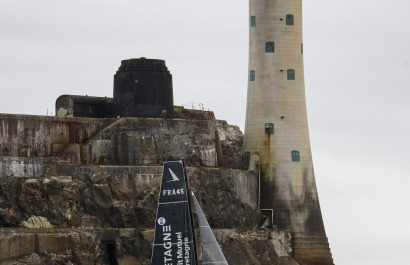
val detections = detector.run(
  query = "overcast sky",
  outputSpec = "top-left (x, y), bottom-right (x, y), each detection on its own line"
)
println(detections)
top-left (1, 1), bottom-right (410, 264)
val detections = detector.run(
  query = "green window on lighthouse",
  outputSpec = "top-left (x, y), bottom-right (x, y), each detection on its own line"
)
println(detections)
top-left (265, 123), bottom-right (274, 134)
top-left (286, 14), bottom-right (294, 25)
top-left (301, 43), bottom-right (303, 54)
top-left (250, 70), bottom-right (255, 81)
top-left (291, 150), bottom-right (300, 162)
top-left (287, 69), bottom-right (295, 80)
top-left (250, 16), bottom-right (256, 27)
top-left (243, 151), bottom-right (250, 170)
top-left (265, 42), bottom-right (274, 53)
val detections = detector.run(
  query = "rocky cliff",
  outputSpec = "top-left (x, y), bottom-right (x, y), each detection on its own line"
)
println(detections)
top-left (0, 114), bottom-right (300, 265)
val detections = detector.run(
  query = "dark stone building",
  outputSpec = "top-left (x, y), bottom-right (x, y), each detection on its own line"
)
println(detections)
top-left (113, 58), bottom-right (174, 118)
top-left (56, 57), bottom-right (174, 119)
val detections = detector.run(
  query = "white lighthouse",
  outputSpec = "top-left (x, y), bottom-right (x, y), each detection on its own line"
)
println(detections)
top-left (244, 1), bottom-right (334, 264)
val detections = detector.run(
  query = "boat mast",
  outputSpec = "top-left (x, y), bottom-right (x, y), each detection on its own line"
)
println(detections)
top-left (182, 159), bottom-right (199, 265)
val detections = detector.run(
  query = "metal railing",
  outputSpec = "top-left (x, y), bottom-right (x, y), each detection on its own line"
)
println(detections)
top-left (181, 102), bottom-right (205, 110)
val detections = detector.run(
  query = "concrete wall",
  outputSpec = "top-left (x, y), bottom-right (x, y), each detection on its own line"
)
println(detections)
top-left (0, 228), bottom-right (141, 264)
top-left (0, 157), bottom-right (46, 177)
top-left (0, 114), bottom-right (110, 158)
top-left (245, 0), bottom-right (318, 232)
top-left (85, 118), bottom-right (218, 166)
top-left (0, 114), bottom-right (222, 177)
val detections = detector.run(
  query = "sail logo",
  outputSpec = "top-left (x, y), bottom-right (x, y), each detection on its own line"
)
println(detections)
top-left (176, 232), bottom-right (191, 265)
top-left (167, 168), bottom-right (180, 182)
top-left (158, 217), bottom-right (166, 226)
top-left (162, 225), bottom-right (173, 265)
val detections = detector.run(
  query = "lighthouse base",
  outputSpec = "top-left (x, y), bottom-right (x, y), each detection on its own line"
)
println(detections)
top-left (293, 236), bottom-right (334, 265)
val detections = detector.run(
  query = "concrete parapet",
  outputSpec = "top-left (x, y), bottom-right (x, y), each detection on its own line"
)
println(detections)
top-left (0, 228), bottom-right (140, 263)
top-left (0, 230), bottom-right (36, 260)
top-left (37, 234), bottom-right (70, 254)
top-left (0, 157), bottom-right (46, 177)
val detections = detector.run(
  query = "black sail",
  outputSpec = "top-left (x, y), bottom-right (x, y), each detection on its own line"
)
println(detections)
top-left (152, 160), bottom-right (198, 265)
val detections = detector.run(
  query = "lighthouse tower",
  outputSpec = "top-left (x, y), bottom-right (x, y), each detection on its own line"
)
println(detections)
top-left (244, 1), bottom-right (334, 264)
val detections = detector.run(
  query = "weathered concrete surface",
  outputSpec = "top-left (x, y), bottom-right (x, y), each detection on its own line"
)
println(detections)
top-left (0, 228), bottom-right (150, 265)
top-left (244, 1), bottom-right (334, 264)
top-left (0, 230), bottom-right (36, 261)
top-left (0, 114), bottom-right (247, 178)
top-left (0, 228), bottom-right (299, 265)
top-left (0, 157), bottom-right (46, 177)
top-left (0, 114), bottom-right (110, 158)
top-left (85, 118), bottom-right (218, 166)
top-left (0, 114), bottom-right (223, 175)
top-left (173, 106), bottom-right (215, 120)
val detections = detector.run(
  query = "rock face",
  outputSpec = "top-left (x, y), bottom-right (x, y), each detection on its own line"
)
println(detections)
top-left (0, 114), bottom-right (301, 264)
top-left (0, 166), bottom-right (259, 230)
top-left (217, 120), bottom-right (244, 169)
top-left (222, 236), bottom-right (298, 265)
top-left (0, 166), bottom-right (299, 264)
top-left (21, 216), bottom-right (54, 228)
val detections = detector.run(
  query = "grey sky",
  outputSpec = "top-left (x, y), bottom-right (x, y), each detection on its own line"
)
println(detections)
top-left (1, 1), bottom-right (410, 264)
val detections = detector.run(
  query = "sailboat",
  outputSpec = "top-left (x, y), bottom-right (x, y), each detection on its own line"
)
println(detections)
top-left (151, 160), bottom-right (228, 265)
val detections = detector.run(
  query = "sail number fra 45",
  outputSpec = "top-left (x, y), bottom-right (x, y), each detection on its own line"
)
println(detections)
top-left (163, 188), bottom-right (185, 196)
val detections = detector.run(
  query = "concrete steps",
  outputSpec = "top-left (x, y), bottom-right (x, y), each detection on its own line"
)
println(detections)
top-left (292, 236), bottom-right (334, 265)
top-left (51, 119), bottom-right (121, 165)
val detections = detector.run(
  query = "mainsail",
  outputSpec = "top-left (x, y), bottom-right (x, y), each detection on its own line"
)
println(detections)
top-left (191, 192), bottom-right (228, 265)
top-left (152, 160), bottom-right (198, 265)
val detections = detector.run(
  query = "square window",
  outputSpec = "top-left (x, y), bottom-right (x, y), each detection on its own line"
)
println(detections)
top-left (243, 151), bottom-right (250, 170)
top-left (287, 69), bottom-right (295, 80)
top-left (265, 123), bottom-right (274, 134)
top-left (250, 70), bottom-right (255, 81)
top-left (265, 42), bottom-right (274, 53)
top-left (286, 14), bottom-right (294, 26)
top-left (250, 16), bottom-right (256, 27)
top-left (291, 150), bottom-right (300, 162)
